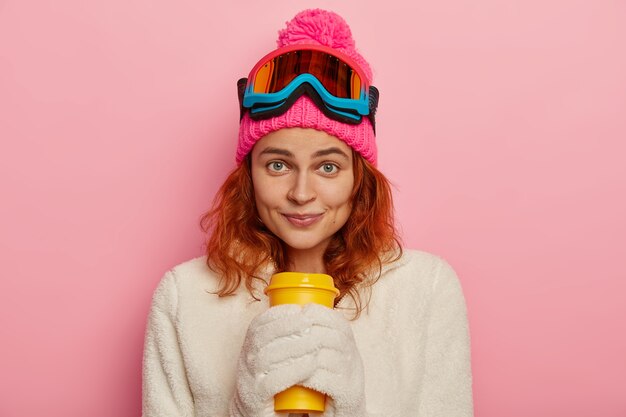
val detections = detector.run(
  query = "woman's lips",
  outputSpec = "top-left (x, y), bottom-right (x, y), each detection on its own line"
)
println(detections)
top-left (282, 213), bottom-right (323, 227)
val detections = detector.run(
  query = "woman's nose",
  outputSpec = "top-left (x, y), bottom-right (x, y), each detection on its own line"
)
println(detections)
top-left (287, 171), bottom-right (316, 205)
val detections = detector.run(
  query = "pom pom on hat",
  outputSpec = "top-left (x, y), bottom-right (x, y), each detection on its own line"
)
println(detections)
top-left (237, 9), bottom-right (378, 165)
top-left (277, 8), bottom-right (354, 49)
top-left (277, 9), bottom-right (373, 82)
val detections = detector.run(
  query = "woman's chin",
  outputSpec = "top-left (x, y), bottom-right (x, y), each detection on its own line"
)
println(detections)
top-left (278, 235), bottom-right (331, 254)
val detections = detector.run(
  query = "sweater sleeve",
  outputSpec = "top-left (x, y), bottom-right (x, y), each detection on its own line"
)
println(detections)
top-left (142, 270), bottom-right (195, 417)
top-left (418, 259), bottom-right (474, 417)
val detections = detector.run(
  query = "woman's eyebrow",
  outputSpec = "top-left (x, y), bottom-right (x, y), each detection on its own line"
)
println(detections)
top-left (259, 147), bottom-right (293, 157)
top-left (312, 147), bottom-right (350, 159)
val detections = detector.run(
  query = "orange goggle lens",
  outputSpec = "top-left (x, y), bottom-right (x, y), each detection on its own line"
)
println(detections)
top-left (251, 50), bottom-right (363, 100)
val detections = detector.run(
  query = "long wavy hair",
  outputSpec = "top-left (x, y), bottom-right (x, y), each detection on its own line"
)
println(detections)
top-left (199, 151), bottom-right (402, 316)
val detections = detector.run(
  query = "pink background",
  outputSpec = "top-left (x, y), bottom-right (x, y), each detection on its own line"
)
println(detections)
top-left (1, 0), bottom-right (625, 416)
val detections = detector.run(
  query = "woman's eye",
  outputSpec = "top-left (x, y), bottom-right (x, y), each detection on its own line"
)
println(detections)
top-left (320, 163), bottom-right (338, 174)
top-left (268, 161), bottom-right (286, 172)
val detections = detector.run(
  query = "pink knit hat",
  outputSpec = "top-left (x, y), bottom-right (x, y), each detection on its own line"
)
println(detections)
top-left (236, 9), bottom-right (378, 165)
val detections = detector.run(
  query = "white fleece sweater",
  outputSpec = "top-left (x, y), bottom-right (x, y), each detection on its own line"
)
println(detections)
top-left (142, 249), bottom-right (473, 417)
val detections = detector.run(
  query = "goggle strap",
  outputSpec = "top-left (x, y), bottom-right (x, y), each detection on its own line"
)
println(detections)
top-left (368, 86), bottom-right (379, 133)
top-left (237, 78), bottom-right (248, 121)
top-left (369, 86), bottom-right (379, 117)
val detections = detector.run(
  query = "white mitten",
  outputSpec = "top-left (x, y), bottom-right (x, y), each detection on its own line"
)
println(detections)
top-left (300, 303), bottom-right (367, 417)
top-left (229, 304), bottom-right (320, 417)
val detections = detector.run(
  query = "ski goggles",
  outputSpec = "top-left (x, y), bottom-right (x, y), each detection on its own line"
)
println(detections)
top-left (237, 44), bottom-right (378, 127)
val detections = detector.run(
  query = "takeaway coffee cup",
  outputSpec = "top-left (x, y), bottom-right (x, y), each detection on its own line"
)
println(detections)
top-left (263, 272), bottom-right (340, 413)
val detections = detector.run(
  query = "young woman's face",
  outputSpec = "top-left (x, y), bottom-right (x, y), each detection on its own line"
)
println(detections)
top-left (251, 127), bottom-right (354, 257)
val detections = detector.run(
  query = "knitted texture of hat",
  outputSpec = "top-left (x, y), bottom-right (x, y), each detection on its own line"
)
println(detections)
top-left (236, 9), bottom-right (377, 165)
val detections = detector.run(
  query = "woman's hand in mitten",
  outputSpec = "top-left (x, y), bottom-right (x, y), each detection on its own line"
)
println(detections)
top-left (229, 304), bottom-right (319, 417)
top-left (300, 303), bottom-right (367, 417)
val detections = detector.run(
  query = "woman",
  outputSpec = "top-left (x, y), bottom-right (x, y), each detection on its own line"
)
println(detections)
top-left (142, 9), bottom-right (473, 417)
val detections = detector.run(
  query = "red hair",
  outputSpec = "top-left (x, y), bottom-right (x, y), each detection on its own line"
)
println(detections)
top-left (199, 152), bottom-right (401, 316)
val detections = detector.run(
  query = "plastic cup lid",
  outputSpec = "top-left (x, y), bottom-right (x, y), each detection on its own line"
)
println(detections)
top-left (264, 272), bottom-right (339, 296)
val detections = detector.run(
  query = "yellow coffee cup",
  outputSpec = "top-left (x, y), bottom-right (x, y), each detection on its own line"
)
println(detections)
top-left (264, 272), bottom-right (340, 414)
